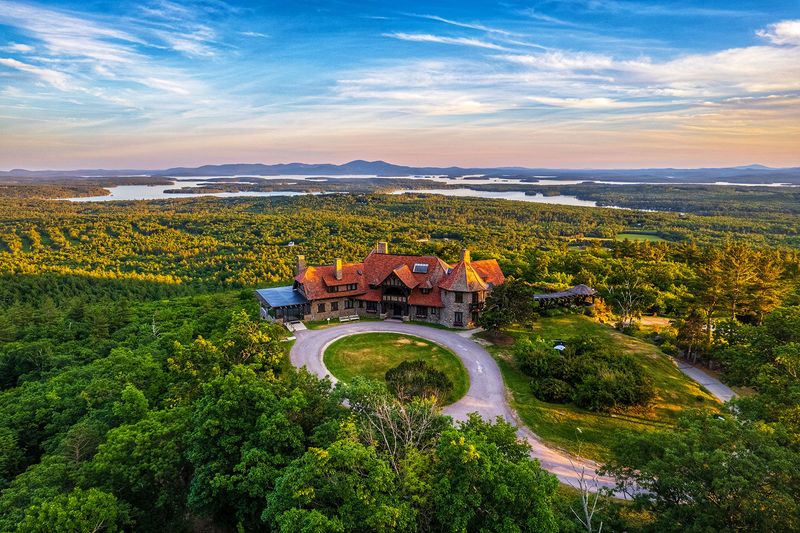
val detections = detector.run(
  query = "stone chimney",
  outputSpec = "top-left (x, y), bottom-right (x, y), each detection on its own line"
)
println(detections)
top-left (296, 255), bottom-right (306, 275)
top-left (460, 248), bottom-right (471, 263)
top-left (334, 258), bottom-right (343, 280)
top-left (376, 241), bottom-right (389, 254)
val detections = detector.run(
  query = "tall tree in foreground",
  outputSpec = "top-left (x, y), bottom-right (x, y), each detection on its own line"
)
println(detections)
top-left (17, 488), bottom-right (129, 533)
top-left (602, 414), bottom-right (800, 533)
top-left (430, 415), bottom-right (559, 533)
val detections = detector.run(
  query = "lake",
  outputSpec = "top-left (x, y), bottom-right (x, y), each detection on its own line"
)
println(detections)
top-left (62, 174), bottom-right (796, 206)
top-left (390, 188), bottom-right (599, 207)
top-left (64, 178), bottom-right (599, 208)
top-left (66, 180), bottom-right (311, 202)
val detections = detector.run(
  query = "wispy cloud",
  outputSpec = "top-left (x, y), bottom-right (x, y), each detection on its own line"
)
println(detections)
top-left (0, 57), bottom-right (74, 90)
top-left (528, 96), bottom-right (640, 109)
top-left (517, 8), bottom-right (581, 27)
top-left (410, 14), bottom-right (514, 35)
top-left (0, 1), bottom-right (213, 101)
top-left (2, 42), bottom-right (34, 53)
top-left (383, 32), bottom-right (509, 51)
top-left (559, 0), bottom-right (756, 18)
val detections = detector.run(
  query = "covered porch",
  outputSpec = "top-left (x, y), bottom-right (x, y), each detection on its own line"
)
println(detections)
top-left (255, 286), bottom-right (309, 322)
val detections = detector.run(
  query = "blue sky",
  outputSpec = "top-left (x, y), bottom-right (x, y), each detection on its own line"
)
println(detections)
top-left (1, 0), bottom-right (799, 169)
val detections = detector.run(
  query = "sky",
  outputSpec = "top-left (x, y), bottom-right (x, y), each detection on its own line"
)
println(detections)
top-left (0, 0), bottom-right (799, 170)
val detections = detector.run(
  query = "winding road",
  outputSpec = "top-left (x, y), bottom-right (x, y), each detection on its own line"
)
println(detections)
top-left (290, 320), bottom-right (617, 490)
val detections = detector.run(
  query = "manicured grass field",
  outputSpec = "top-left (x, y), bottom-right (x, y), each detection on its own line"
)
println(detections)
top-left (483, 315), bottom-right (717, 461)
top-left (323, 332), bottom-right (469, 404)
top-left (616, 232), bottom-right (668, 242)
top-left (304, 316), bottom-right (382, 330)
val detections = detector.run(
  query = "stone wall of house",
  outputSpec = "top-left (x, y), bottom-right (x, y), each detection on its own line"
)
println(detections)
top-left (304, 297), bottom-right (360, 321)
top-left (298, 292), bottom-right (485, 328)
top-left (439, 290), bottom-right (477, 328)
top-left (409, 305), bottom-right (443, 325)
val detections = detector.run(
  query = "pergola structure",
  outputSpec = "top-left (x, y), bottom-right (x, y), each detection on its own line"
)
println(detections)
top-left (534, 284), bottom-right (598, 308)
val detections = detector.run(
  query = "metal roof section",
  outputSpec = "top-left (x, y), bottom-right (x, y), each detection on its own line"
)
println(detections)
top-left (255, 286), bottom-right (309, 308)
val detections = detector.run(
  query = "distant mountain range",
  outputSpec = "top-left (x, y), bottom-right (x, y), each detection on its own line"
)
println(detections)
top-left (2, 160), bottom-right (799, 183)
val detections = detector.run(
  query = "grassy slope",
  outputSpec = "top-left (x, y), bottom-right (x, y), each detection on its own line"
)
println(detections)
top-left (323, 332), bottom-right (469, 404)
top-left (486, 315), bottom-right (717, 461)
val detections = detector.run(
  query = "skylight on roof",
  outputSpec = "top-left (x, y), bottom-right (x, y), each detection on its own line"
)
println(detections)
top-left (412, 263), bottom-right (429, 274)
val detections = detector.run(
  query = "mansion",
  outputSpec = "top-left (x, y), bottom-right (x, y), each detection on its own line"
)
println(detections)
top-left (256, 241), bottom-right (505, 329)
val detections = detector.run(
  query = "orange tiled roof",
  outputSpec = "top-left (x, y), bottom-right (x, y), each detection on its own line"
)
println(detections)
top-left (321, 264), bottom-right (363, 286)
top-left (471, 259), bottom-right (505, 287)
top-left (357, 289), bottom-right (383, 302)
top-left (295, 249), bottom-right (504, 304)
top-left (391, 265), bottom-right (419, 288)
top-left (438, 260), bottom-right (488, 292)
top-left (363, 251), bottom-right (449, 286)
top-left (295, 263), bottom-right (367, 300)
top-left (408, 288), bottom-right (445, 307)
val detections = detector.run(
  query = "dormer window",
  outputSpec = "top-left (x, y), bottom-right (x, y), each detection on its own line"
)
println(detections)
top-left (421, 288), bottom-right (431, 295)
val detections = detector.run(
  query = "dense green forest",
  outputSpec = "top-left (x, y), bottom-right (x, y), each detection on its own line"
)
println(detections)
top-left (1, 192), bottom-right (799, 531)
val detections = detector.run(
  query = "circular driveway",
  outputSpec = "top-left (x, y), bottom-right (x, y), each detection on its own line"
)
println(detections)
top-left (290, 321), bottom-right (618, 490)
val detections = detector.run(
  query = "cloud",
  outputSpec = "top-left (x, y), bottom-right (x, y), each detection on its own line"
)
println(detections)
top-left (497, 51), bottom-right (614, 70)
top-left (757, 20), bottom-right (800, 46)
top-left (0, 0), bottom-right (213, 101)
top-left (411, 14), bottom-right (514, 35)
top-left (528, 96), bottom-right (638, 109)
top-left (383, 32), bottom-right (509, 51)
top-left (140, 77), bottom-right (192, 95)
top-left (517, 8), bottom-right (580, 27)
top-left (3, 42), bottom-right (34, 53)
top-left (561, 0), bottom-right (755, 18)
top-left (0, 57), bottom-right (73, 90)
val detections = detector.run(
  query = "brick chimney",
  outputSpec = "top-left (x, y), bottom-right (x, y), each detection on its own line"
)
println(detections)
top-left (296, 255), bottom-right (306, 275)
top-left (376, 241), bottom-right (389, 254)
top-left (334, 258), bottom-right (343, 280)
top-left (460, 248), bottom-right (471, 263)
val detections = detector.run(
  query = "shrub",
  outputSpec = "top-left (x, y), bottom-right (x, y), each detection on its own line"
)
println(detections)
top-left (660, 341), bottom-right (679, 356)
top-left (385, 360), bottom-right (453, 403)
top-left (531, 378), bottom-right (574, 404)
top-left (573, 375), bottom-right (617, 411)
top-left (517, 334), bottom-right (655, 411)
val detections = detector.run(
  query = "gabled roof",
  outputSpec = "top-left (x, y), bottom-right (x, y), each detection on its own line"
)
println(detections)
top-left (438, 260), bottom-right (489, 292)
top-left (290, 248), bottom-right (505, 304)
top-left (471, 259), bottom-right (505, 287)
top-left (295, 263), bottom-right (367, 300)
top-left (390, 265), bottom-right (419, 288)
top-left (362, 251), bottom-right (449, 287)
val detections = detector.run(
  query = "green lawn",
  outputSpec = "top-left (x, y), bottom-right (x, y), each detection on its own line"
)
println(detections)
top-left (304, 316), bottom-right (382, 330)
top-left (324, 332), bottom-right (469, 404)
top-left (616, 232), bottom-right (668, 242)
top-left (483, 315), bottom-right (717, 461)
